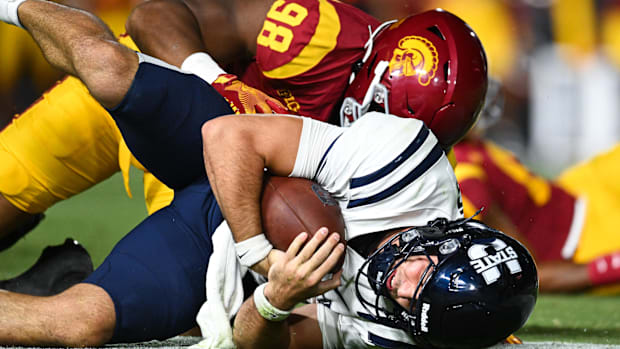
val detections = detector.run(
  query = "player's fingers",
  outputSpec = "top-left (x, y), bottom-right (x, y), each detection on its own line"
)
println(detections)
top-left (303, 233), bottom-right (341, 272)
top-left (266, 99), bottom-right (289, 114)
top-left (295, 227), bottom-right (329, 263)
top-left (311, 242), bottom-right (345, 281)
top-left (286, 232), bottom-right (309, 260)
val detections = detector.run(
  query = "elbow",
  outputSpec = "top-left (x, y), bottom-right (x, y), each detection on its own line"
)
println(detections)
top-left (201, 117), bottom-right (235, 162)
top-left (201, 118), bottom-right (227, 151)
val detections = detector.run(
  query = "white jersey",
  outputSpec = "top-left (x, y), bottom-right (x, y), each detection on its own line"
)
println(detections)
top-left (290, 113), bottom-right (463, 348)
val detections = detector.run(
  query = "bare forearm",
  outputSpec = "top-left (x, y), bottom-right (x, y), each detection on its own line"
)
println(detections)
top-left (127, 0), bottom-right (250, 67)
top-left (126, 0), bottom-right (205, 66)
top-left (201, 115), bottom-right (301, 274)
top-left (233, 298), bottom-right (290, 349)
top-left (537, 261), bottom-right (591, 292)
top-left (202, 117), bottom-right (266, 243)
top-left (202, 115), bottom-right (300, 238)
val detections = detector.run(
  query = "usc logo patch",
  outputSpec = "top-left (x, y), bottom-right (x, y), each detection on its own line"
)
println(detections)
top-left (388, 36), bottom-right (439, 86)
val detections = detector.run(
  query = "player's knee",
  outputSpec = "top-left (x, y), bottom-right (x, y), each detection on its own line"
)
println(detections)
top-left (74, 38), bottom-right (137, 108)
top-left (53, 320), bottom-right (112, 347)
top-left (49, 284), bottom-right (116, 346)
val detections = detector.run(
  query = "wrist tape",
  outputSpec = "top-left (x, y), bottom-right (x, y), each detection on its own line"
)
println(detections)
top-left (234, 234), bottom-right (273, 268)
top-left (180, 52), bottom-right (226, 84)
top-left (0, 0), bottom-right (26, 28)
top-left (587, 251), bottom-right (620, 286)
top-left (253, 283), bottom-right (291, 322)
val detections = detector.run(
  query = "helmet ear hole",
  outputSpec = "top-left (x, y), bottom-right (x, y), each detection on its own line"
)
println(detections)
top-left (443, 61), bottom-right (450, 81)
top-left (426, 25), bottom-right (445, 40)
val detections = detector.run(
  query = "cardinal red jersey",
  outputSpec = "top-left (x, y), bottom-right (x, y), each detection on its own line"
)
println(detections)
top-left (242, 0), bottom-right (380, 124)
top-left (454, 139), bottom-right (582, 262)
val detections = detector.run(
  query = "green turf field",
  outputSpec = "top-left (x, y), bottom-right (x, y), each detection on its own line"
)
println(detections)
top-left (1, 172), bottom-right (619, 346)
top-left (0, 172), bottom-right (146, 279)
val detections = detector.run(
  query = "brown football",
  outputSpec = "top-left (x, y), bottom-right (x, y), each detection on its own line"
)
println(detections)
top-left (261, 176), bottom-right (346, 270)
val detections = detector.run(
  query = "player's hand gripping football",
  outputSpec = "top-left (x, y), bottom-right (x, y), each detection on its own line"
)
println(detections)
top-left (263, 228), bottom-right (344, 310)
top-left (211, 74), bottom-right (289, 114)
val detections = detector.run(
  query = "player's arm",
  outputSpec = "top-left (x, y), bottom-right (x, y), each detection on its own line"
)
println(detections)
top-left (233, 230), bottom-right (343, 349)
top-left (126, 0), bottom-right (208, 67)
top-left (538, 250), bottom-right (620, 293)
top-left (126, 0), bottom-right (287, 114)
top-left (126, 0), bottom-right (260, 67)
top-left (201, 114), bottom-right (302, 275)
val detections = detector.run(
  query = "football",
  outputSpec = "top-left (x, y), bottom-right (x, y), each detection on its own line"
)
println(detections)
top-left (261, 176), bottom-right (346, 269)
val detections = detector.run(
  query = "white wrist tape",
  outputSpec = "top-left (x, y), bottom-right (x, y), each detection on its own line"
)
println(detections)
top-left (234, 234), bottom-right (273, 268)
top-left (180, 52), bottom-right (226, 84)
top-left (253, 283), bottom-right (291, 322)
top-left (0, 0), bottom-right (27, 28)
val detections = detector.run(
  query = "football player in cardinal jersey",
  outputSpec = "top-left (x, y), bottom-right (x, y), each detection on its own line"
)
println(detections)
top-left (0, 1), bottom-right (539, 347)
top-left (454, 110), bottom-right (620, 293)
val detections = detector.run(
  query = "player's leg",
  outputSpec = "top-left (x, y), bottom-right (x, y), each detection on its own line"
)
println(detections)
top-left (0, 179), bottom-right (222, 346)
top-left (108, 56), bottom-right (233, 190)
top-left (0, 196), bottom-right (43, 251)
top-left (0, 76), bottom-right (123, 249)
top-left (0, 283), bottom-right (115, 346)
top-left (82, 179), bottom-right (223, 343)
top-left (6, 0), bottom-right (233, 189)
top-left (5, 0), bottom-right (138, 109)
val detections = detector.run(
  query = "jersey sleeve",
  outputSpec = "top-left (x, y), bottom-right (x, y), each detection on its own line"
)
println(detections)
top-left (290, 116), bottom-right (343, 179)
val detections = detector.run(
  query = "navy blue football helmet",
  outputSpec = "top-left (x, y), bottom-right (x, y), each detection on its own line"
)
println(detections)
top-left (356, 217), bottom-right (538, 348)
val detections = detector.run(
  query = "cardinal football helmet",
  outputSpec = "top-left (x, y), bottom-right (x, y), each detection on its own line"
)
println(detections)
top-left (340, 9), bottom-right (488, 149)
top-left (356, 217), bottom-right (538, 349)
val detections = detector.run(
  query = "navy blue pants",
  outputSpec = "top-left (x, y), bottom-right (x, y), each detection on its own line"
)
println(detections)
top-left (84, 60), bottom-right (233, 343)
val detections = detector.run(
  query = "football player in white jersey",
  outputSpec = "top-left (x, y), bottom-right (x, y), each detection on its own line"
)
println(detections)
top-left (0, 1), bottom-right (536, 347)
top-left (204, 113), bottom-right (538, 348)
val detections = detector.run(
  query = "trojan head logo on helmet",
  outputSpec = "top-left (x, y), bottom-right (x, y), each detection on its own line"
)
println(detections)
top-left (389, 35), bottom-right (439, 86)
top-left (340, 9), bottom-right (488, 150)
top-left (356, 217), bottom-right (538, 349)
